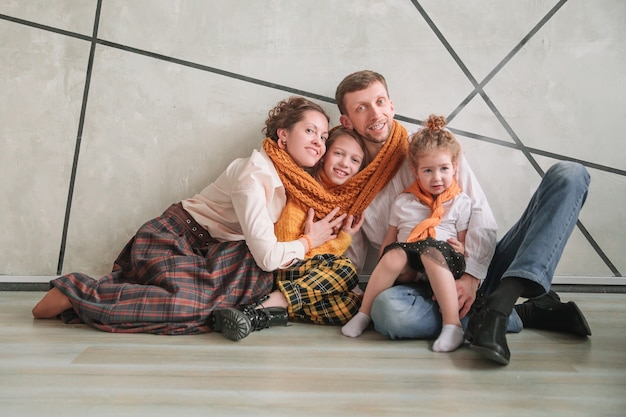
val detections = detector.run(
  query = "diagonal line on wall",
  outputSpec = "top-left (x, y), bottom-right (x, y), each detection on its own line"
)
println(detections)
top-left (576, 220), bottom-right (621, 276)
top-left (2, 3), bottom-right (622, 277)
top-left (444, 0), bottom-right (568, 123)
top-left (56, 0), bottom-right (103, 275)
top-left (396, 121), bottom-right (626, 177)
top-left (409, 0), bottom-right (567, 175)
top-left (3, 8), bottom-right (621, 177)
top-left (94, 39), bottom-right (335, 104)
top-left (0, 13), bottom-right (92, 41)
top-left (411, 0), bottom-right (620, 277)
top-left (0, 13), bottom-right (333, 105)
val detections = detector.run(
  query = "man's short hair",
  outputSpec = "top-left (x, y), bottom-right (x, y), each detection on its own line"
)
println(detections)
top-left (335, 70), bottom-right (389, 115)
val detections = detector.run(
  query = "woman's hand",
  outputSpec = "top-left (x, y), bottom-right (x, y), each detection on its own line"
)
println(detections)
top-left (302, 207), bottom-right (347, 249)
top-left (342, 214), bottom-right (365, 236)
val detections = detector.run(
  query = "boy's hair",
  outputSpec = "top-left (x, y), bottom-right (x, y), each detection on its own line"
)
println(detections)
top-left (408, 115), bottom-right (462, 167)
top-left (335, 70), bottom-right (389, 115)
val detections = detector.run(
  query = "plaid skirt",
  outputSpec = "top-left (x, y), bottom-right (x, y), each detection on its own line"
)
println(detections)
top-left (52, 203), bottom-right (274, 335)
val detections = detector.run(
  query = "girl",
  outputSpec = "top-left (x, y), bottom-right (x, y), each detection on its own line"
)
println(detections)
top-left (315, 127), bottom-right (369, 186)
top-left (341, 114), bottom-right (471, 353)
top-left (306, 127), bottom-right (370, 257)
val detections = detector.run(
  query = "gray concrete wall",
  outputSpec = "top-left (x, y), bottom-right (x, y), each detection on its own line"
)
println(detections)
top-left (1, 0), bottom-right (624, 283)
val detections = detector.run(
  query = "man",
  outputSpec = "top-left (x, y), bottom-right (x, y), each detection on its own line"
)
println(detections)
top-left (336, 70), bottom-right (591, 365)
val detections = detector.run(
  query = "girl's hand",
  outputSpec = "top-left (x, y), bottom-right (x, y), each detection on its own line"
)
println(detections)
top-left (447, 237), bottom-right (466, 256)
top-left (302, 207), bottom-right (347, 249)
top-left (342, 214), bottom-right (365, 236)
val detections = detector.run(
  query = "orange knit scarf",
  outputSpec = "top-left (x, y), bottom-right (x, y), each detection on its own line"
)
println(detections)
top-left (404, 179), bottom-right (461, 243)
top-left (266, 120), bottom-right (409, 255)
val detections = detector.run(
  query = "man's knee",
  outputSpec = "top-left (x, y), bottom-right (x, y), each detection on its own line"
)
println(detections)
top-left (370, 286), bottom-right (441, 339)
top-left (548, 161), bottom-right (590, 191)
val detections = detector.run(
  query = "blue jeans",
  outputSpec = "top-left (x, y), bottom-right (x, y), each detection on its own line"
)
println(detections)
top-left (370, 162), bottom-right (590, 339)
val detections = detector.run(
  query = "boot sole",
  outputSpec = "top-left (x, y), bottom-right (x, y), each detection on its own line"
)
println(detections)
top-left (211, 308), bottom-right (252, 341)
top-left (469, 344), bottom-right (510, 366)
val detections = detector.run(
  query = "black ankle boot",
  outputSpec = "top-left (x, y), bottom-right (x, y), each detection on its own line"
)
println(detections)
top-left (464, 296), bottom-right (487, 343)
top-left (514, 290), bottom-right (591, 337)
top-left (210, 305), bottom-right (288, 341)
top-left (467, 307), bottom-right (510, 365)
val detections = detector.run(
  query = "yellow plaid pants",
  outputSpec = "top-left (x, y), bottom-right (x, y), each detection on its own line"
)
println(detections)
top-left (275, 254), bottom-right (360, 325)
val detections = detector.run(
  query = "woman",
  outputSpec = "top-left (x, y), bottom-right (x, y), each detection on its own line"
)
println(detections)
top-left (32, 96), bottom-right (349, 336)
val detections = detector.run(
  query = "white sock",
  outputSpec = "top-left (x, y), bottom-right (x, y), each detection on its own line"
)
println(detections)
top-left (341, 312), bottom-right (371, 338)
top-left (433, 324), bottom-right (464, 352)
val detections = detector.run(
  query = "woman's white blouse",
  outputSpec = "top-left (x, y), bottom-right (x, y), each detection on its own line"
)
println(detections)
top-left (182, 148), bottom-right (305, 272)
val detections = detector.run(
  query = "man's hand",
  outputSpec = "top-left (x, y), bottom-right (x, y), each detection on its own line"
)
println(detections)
top-left (432, 272), bottom-right (479, 319)
top-left (456, 273), bottom-right (479, 318)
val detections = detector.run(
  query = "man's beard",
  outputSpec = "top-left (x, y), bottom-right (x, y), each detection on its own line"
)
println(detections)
top-left (361, 130), bottom-right (389, 144)
top-left (362, 135), bottom-right (386, 144)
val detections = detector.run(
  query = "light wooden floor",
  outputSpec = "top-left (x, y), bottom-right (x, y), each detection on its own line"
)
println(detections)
top-left (1, 291), bottom-right (624, 417)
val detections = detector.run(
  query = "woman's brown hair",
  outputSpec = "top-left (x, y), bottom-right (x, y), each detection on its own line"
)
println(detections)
top-left (263, 96), bottom-right (329, 141)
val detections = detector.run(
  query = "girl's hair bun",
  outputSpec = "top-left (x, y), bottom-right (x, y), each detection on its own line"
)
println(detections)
top-left (424, 114), bottom-right (447, 132)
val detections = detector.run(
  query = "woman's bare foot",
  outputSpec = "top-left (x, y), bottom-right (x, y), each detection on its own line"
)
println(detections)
top-left (32, 287), bottom-right (72, 318)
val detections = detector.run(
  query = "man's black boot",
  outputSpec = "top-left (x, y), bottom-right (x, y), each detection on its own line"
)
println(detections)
top-left (514, 290), bottom-right (591, 337)
top-left (467, 307), bottom-right (511, 365)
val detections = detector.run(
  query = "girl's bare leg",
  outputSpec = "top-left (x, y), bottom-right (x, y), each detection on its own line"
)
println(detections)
top-left (422, 256), bottom-right (464, 352)
top-left (32, 287), bottom-right (72, 319)
top-left (342, 249), bottom-right (408, 337)
top-left (259, 290), bottom-right (288, 309)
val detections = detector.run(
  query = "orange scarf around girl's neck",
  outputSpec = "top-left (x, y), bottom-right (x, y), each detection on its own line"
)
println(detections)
top-left (265, 120), bottom-right (409, 256)
top-left (403, 178), bottom-right (461, 243)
